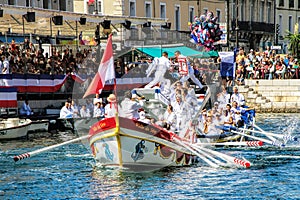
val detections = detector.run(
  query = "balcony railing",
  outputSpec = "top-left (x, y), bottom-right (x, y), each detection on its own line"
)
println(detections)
top-left (231, 20), bottom-right (275, 34)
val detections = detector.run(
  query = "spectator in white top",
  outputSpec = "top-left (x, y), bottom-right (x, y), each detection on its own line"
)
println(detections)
top-left (19, 100), bottom-right (33, 116)
top-left (60, 101), bottom-right (73, 118)
top-left (2, 56), bottom-right (9, 74)
top-left (80, 105), bottom-right (91, 118)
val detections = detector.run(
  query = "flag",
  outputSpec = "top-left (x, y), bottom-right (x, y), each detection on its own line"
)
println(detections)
top-left (219, 51), bottom-right (235, 79)
top-left (83, 34), bottom-right (115, 98)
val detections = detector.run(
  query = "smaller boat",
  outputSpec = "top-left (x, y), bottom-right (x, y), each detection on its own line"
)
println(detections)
top-left (28, 119), bottom-right (49, 133)
top-left (0, 118), bottom-right (32, 140)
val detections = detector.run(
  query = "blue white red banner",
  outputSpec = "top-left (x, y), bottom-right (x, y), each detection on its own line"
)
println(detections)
top-left (0, 87), bottom-right (17, 107)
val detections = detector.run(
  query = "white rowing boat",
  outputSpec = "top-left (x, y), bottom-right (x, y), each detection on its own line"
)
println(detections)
top-left (0, 118), bottom-right (32, 140)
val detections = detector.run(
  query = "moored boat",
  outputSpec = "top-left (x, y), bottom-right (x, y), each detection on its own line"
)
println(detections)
top-left (0, 118), bottom-right (32, 140)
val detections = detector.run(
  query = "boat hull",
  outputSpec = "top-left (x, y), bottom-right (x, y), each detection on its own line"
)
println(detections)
top-left (0, 118), bottom-right (31, 140)
top-left (89, 117), bottom-right (194, 171)
top-left (28, 119), bottom-right (49, 132)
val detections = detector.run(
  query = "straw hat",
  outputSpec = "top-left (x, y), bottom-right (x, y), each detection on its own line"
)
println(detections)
top-left (107, 94), bottom-right (117, 102)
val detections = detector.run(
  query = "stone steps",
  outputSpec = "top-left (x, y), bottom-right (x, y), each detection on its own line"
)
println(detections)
top-left (238, 80), bottom-right (300, 112)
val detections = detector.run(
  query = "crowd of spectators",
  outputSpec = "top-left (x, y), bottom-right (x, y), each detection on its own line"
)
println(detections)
top-left (234, 47), bottom-right (299, 85)
top-left (0, 38), bottom-right (100, 77)
top-left (1, 38), bottom-right (298, 87)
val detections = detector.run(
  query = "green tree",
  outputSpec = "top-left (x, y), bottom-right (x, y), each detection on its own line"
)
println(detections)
top-left (284, 24), bottom-right (300, 57)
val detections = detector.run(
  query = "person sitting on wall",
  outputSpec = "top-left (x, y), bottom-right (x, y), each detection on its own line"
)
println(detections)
top-left (19, 100), bottom-right (33, 116)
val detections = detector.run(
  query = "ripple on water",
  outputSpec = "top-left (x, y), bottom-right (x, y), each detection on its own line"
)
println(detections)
top-left (1, 116), bottom-right (300, 199)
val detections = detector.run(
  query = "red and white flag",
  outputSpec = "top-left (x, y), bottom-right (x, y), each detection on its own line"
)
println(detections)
top-left (83, 34), bottom-right (115, 98)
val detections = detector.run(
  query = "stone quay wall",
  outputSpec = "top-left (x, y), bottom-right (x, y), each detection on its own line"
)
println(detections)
top-left (238, 80), bottom-right (300, 113)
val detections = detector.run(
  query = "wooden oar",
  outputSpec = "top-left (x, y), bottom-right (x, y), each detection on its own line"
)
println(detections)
top-left (191, 143), bottom-right (251, 168)
top-left (241, 127), bottom-right (298, 142)
top-left (13, 135), bottom-right (89, 162)
top-left (196, 141), bottom-right (264, 147)
top-left (172, 137), bottom-right (220, 168)
top-left (231, 130), bottom-right (284, 147)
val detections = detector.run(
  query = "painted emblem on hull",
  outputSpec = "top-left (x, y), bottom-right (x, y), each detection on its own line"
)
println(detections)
top-left (103, 143), bottom-right (114, 161)
top-left (131, 140), bottom-right (146, 162)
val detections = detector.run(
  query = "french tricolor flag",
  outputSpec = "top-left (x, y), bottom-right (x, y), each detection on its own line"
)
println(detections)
top-left (0, 87), bottom-right (18, 107)
top-left (83, 34), bottom-right (115, 98)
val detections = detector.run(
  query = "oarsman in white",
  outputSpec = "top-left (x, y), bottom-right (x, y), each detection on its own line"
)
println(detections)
top-left (104, 94), bottom-right (118, 118)
top-left (145, 52), bottom-right (171, 88)
top-left (174, 50), bottom-right (203, 89)
top-left (182, 88), bottom-right (198, 117)
top-left (171, 94), bottom-right (191, 133)
top-left (230, 86), bottom-right (245, 106)
top-left (119, 91), bottom-right (144, 119)
top-left (217, 86), bottom-right (231, 109)
top-left (80, 105), bottom-right (91, 118)
top-left (156, 104), bottom-right (177, 131)
top-left (60, 101), bottom-right (73, 118)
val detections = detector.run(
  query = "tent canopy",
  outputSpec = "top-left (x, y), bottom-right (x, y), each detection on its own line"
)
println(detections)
top-left (136, 46), bottom-right (219, 58)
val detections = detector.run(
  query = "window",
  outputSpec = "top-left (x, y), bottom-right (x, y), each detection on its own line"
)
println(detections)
top-left (279, 15), bottom-right (283, 35)
top-left (87, 1), bottom-right (102, 14)
top-left (175, 5), bottom-right (180, 31)
top-left (203, 8), bottom-right (208, 15)
top-left (250, 0), bottom-right (255, 21)
top-left (267, 2), bottom-right (271, 23)
top-left (129, 0), bottom-right (136, 17)
top-left (160, 3), bottom-right (166, 19)
top-left (298, 17), bottom-right (300, 32)
top-left (260, 1), bottom-right (264, 22)
top-left (232, 3), bottom-right (236, 19)
top-left (240, 0), bottom-right (245, 21)
top-left (216, 10), bottom-right (221, 23)
top-left (145, 2), bottom-right (151, 18)
top-left (8, 0), bottom-right (14, 5)
top-left (289, 0), bottom-right (294, 8)
top-left (43, 0), bottom-right (49, 9)
top-left (289, 16), bottom-right (293, 32)
top-left (26, 0), bottom-right (30, 7)
top-left (189, 6), bottom-right (194, 23)
top-left (298, 0), bottom-right (300, 8)
top-left (60, 0), bottom-right (67, 11)
top-left (279, 0), bottom-right (284, 6)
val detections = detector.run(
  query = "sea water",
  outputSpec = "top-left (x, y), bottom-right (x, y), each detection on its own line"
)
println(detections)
top-left (1, 114), bottom-right (300, 199)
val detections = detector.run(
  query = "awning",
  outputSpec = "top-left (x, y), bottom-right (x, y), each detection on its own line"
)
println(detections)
top-left (136, 46), bottom-right (219, 58)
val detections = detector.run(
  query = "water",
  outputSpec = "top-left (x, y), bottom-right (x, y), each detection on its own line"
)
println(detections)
top-left (1, 114), bottom-right (300, 199)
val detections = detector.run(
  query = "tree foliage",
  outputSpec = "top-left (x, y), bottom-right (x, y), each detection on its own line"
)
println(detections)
top-left (284, 31), bottom-right (300, 58)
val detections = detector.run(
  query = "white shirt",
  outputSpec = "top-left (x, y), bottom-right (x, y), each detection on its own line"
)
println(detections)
top-left (80, 107), bottom-right (91, 118)
top-left (60, 106), bottom-right (73, 118)
top-left (230, 93), bottom-right (245, 106)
